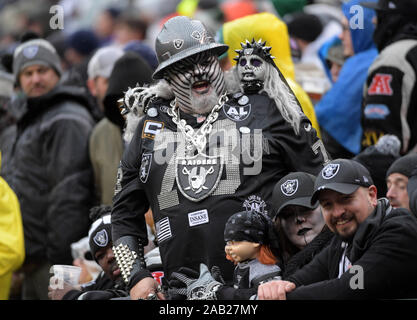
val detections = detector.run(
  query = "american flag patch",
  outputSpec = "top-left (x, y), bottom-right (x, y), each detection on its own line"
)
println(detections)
top-left (156, 217), bottom-right (172, 243)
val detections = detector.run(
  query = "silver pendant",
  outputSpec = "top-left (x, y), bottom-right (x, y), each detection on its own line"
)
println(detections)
top-left (238, 95), bottom-right (249, 106)
top-left (147, 107), bottom-right (158, 117)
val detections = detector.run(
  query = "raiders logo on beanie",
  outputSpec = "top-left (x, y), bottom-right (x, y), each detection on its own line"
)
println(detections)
top-left (13, 38), bottom-right (62, 84)
top-left (88, 211), bottom-right (112, 262)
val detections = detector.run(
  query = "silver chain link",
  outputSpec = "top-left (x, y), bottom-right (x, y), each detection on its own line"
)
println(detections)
top-left (168, 92), bottom-right (228, 154)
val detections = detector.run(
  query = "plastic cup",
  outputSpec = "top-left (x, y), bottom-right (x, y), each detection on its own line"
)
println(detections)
top-left (50, 265), bottom-right (82, 285)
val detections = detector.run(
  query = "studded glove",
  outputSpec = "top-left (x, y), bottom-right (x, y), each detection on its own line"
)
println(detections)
top-left (112, 236), bottom-right (147, 290)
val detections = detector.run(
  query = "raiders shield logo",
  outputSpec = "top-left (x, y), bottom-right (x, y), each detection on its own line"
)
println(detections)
top-left (140, 153), bottom-right (152, 183)
top-left (93, 229), bottom-right (108, 247)
top-left (176, 153), bottom-right (223, 202)
top-left (173, 39), bottom-right (184, 49)
top-left (223, 103), bottom-right (251, 121)
top-left (322, 163), bottom-right (340, 179)
top-left (23, 45), bottom-right (39, 59)
top-left (191, 30), bottom-right (202, 40)
top-left (281, 179), bottom-right (299, 196)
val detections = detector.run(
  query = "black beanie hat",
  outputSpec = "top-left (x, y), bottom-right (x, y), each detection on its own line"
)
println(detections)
top-left (386, 153), bottom-right (417, 179)
top-left (287, 13), bottom-right (323, 43)
top-left (88, 205), bottom-right (113, 262)
top-left (103, 51), bottom-right (153, 129)
top-left (408, 166), bottom-right (417, 216)
top-left (224, 210), bottom-right (271, 244)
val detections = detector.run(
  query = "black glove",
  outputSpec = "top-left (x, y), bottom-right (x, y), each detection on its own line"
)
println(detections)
top-left (169, 264), bottom-right (223, 300)
top-left (210, 265), bottom-right (226, 285)
top-left (165, 274), bottom-right (187, 300)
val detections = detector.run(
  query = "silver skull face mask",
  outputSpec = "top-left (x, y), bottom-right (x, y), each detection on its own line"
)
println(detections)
top-left (237, 53), bottom-right (266, 83)
top-left (165, 51), bottom-right (226, 115)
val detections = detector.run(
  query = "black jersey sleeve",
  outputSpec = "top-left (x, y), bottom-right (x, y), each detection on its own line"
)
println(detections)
top-left (111, 118), bottom-right (150, 244)
top-left (273, 114), bottom-right (328, 176)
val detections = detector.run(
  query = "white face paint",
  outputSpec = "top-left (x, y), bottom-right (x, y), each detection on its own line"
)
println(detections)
top-left (280, 206), bottom-right (325, 250)
top-left (165, 51), bottom-right (226, 115)
top-left (237, 54), bottom-right (266, 83)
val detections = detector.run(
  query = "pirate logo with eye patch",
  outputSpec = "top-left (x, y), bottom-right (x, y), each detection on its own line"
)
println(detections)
top-left (281, 179), bottom-right (299, 197)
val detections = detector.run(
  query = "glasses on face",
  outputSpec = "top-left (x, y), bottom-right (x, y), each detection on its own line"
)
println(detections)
top-left (239, 57), bottom-right (263, 68)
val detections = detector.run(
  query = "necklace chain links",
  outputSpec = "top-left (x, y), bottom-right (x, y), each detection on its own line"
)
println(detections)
top-left (168, 92), bottom-right (228, 154)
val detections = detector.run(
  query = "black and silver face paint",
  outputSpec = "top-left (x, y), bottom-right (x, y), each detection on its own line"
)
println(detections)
top-left (165, 51), bottom-right (226, 115)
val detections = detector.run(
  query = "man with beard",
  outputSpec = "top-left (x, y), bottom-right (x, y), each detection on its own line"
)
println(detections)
top-left (48, 206), bottom-right (128, 300)
top-left (258, 159), bottom-right (417, 300)
top-left (360, 0), bottom-right (417, 154)
top-left (111, 16), bottom-right (327, 300)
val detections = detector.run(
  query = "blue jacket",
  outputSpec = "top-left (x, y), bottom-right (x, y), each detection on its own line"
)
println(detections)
top-left (315, 0), bottom-right (378, 154)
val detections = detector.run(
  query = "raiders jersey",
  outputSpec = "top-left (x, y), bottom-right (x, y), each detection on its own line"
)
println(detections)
top-left (111, 92), bottom-right (327, 282)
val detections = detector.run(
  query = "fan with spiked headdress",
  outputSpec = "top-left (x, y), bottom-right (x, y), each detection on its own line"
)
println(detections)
top-left (233, 38), bottom-right (275, 64)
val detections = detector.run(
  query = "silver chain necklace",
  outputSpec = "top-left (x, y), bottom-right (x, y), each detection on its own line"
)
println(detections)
top-left (168, 92), bottom-right (228, 154)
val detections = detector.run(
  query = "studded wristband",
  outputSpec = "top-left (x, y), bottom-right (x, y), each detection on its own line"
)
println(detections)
top-left (112, 236), bottom-right (147, 287)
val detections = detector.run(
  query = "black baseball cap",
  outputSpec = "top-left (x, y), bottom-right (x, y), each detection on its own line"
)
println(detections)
top-left (311, 159), bottom-right (374, 205)
top-left (272, 172), bottom-right (318, 219)
top-left (360, 0), bottom-right (417, 17)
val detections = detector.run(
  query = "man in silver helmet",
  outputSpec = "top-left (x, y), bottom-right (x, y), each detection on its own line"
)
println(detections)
top-left (111, 16), bottom-right (328, 300)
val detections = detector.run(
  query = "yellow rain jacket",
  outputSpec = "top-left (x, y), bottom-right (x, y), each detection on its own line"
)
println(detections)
top-left (0, 156), bottom-right (25, 300)
top-left (221, 12), bottom-right (321, 137)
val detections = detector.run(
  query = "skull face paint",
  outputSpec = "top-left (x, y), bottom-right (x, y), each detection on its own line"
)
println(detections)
top-left (280, 206), bottom-right (325, 250)
top-left (165, 51), bottom-right (226, 115)
top-left (237, 53), bottom-right (266, 83)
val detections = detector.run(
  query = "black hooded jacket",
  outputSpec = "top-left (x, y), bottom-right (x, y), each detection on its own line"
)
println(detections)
top-left (103, 51), bottom-right (153, 130)
top-left (2, 84), bottom-right (95, 265)
top-left (88, 52), bottom-right (153, 205)
top-left (361, 15), bottom-right (417, 153)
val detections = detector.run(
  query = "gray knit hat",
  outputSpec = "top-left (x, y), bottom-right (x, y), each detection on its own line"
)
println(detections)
top-left (13, 38), bottom-right (62, 83)
top-left (386, 152), bottom-right (417, 179)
